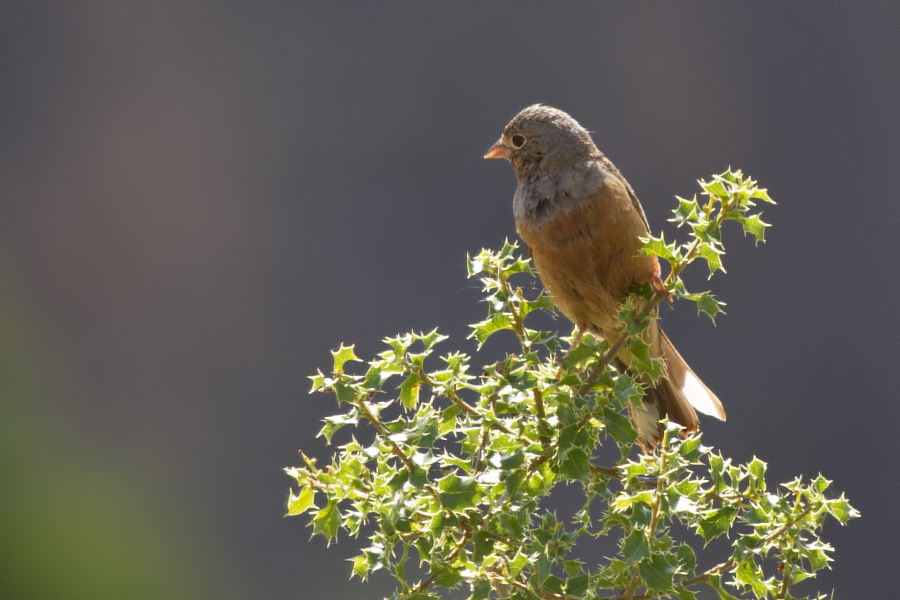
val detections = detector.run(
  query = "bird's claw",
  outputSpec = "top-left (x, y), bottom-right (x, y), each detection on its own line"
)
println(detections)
top-left (650, 272), bottom-right (673, 307)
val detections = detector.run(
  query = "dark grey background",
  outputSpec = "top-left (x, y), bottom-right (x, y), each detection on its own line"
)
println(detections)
top-left (2, 3), bottom-right (896, 598)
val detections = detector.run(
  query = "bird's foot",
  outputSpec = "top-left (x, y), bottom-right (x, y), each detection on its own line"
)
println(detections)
top-left (650, 272), bottom-right (673, 307)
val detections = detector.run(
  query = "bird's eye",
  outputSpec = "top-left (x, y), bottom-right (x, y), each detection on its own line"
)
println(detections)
top-left (511, 134), bottom-right (527, 149)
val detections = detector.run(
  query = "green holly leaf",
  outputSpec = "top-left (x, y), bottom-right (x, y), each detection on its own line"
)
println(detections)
top-left (619, 303), bottom-right (653, 336)
top-left (332, 381), bottom-right (358, 404)
top-left (621, 528), bottom-right (650, 563)
top-left (675, 587), bottom-right (697, 600)
top-left (677, 435), bottom-right (704, 462)
top-left (332, 344), bottom-right (361, 374)
top-left (736, 213), bottom-right (770, 244)
top-left (701, 176), bottom-right (729, 200)
top-left (434, 569), bottom-right (463, 588)
top-left (541, 575), bottom-right (565, 594)
top-left (698, 242), bottom-right (725, 278)
top-left (825, 493), bottom-right (860, 524)
top-left (319, 411), bottom-right (359, 443)
top-left (612, 372), bottom-right (643, 406)
top-left (677, 290), bottom-right (724, 322)
top-left (534, 551), bottom-right (551, 583)
top-left (469, 313), bottom-right (513, 346)
top-left (361, 364), bottom-right (388, 391)
top-left (471, 530), bottom-right (495, 562)
top-left (675, 543), bottom-right (697, 573)
top-left (560, 447), bottom-right (591, 482)
top-left (812, 474), bottom-right (832, 493)
top-left (627, 338), bottom-right (664, 381)
top-left (734, 558), bottom-right (771, 597)
top-left (410, 464), bottom-right (428, 489)
top-left (311, 499), bottom-right (341, 542)
top-left (286, 486), bottom-right (316, 516)
top-left (309, 369), bottom-right (327, 393)
top-left (500, 448), bottom-right (525, 470)
top-left (642, 232), bottom-right (679, 262)
top-left (705, 218), bottom-right (722, 243)
top-left (565, 574), bottom-right (590, 596)
top-left (562, 340), bottom-right (600, 368)
top-left (708, 574), bottom-right (740, 600)
top-left (563, 560), bottom-right (583, 577)
top-left (603, 407), bottom-right (638, 445)
top-left (349, 553), bottom-right (370, 580)
top-left (750, 187), bottom-right (775, 204)
top-left (399, 372), bottom-right (421, 409)
top-left (470, 579), bottom-right (492, 600)
top-left (670, 195), bottom-right (699, 226)
top-left (502, 257), bottom-right (535, 279)
top-left (698, 507), bottom-right (738, 542)
top-left (747, 456), bottom-right (767, 492)
top-left (639, 553), bottom-right (676, 592)
top-left (437, 474), bottom-right (479, 510)
top-left (466, 252), bottom-right (486, 276)
top-left (524, 328), bottom-right (560, 352)
top-left (557, 404), bottom-right (580, 455)
top-left (521, 293), bottom-right (557, 317)
top-left (697, 292), bottom-right (725, 323)
top-left (417, 328), bottom-right (448, 352)
top-left (800, 540), bottom-right (833, 572)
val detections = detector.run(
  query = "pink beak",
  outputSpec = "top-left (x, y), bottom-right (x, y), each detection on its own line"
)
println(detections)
top-left (483, 139), bottom-right (509, 159)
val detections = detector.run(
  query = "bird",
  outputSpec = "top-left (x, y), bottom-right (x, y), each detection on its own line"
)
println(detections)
top-left (484, 104), bottom-right (725, 450)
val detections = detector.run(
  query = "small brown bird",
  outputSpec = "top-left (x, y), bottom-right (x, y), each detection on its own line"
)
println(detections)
top-left (485, 105), bottom-right (725, 450)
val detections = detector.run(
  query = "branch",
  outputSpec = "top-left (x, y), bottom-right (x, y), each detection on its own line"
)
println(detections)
top-left (356, 396), bottom-right (416, 473)
top-left (618, 567), bottom-right (642, 600)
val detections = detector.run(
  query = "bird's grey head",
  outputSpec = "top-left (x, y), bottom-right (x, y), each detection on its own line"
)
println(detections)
top-left (486, 105), bottom-right (600, 180)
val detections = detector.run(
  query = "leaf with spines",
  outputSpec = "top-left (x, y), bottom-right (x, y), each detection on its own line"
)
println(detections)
top-left (621, 528), bottom-right (650, 563)
top-left (436, 474), bottom-right (479, 510)
top-left (640, 553), bottom-right (677, 592)
top-left (319, 410), bottom-right (360, 443)
top-left (734, 558), bottom-right (773, 597)
top-left (618, 299), bottom-right (654, 336)
top-left (332, 344), bottom-right (361, 374)
top-left (670, 195), bottom-right (700, 226)
top-left (642, 231), bottom-right (680, 262)
top-left (733, 212), bottom-right (770, 244)
top-left (675, 289), bottom-right (725, 323)
top-left (468, 313), bottom-right (513, 346)
top-left (698, 242), bottom-right (726, 278)
top-left (286, 486), bottom-right (316, 516)
top-left (398, 373), bottom-right (420, 409)
top-left (311, 500), bottom-right (341, 543)
top-left (626, 337), bottom-right (665, 382)
top-left (603, 407), bottom-right (638, 446)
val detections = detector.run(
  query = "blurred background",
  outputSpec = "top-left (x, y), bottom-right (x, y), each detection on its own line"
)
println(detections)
top-left (2, 3), bottom-right (897, 598)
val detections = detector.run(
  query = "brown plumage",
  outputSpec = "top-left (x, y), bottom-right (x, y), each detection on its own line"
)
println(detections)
top-left (485, 105), bottom-right (725, 450)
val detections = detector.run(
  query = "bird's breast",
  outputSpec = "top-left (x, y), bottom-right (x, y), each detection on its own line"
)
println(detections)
top-left (514, 172), bottom-right (656, 337)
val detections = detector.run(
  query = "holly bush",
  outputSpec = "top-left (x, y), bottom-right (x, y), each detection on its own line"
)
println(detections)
top-left (286, 170), bottom-right (857, 599)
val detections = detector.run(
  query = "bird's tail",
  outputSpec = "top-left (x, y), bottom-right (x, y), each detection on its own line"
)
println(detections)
top-left (624, 327), bottom-right (726, 451)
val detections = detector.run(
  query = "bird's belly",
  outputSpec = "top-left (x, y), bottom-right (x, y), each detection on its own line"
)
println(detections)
top-left (518, 217), bottom-right (624, 338)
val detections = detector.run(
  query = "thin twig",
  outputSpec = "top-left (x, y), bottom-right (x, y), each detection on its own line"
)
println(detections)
top-left (618, 566), bottom-right (642, 600)
top-left (534, 387), bottom-right (552, 448)
top-left (356, 397), bottom-right (416, 473)
top-left (649, 454), bottom-right (667, 535)
top-left (589, 464), bottom-right (622, 479)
